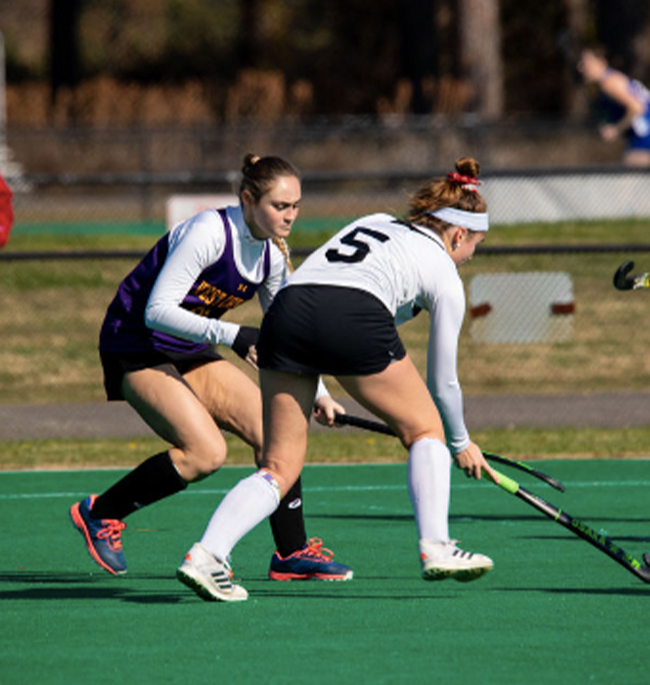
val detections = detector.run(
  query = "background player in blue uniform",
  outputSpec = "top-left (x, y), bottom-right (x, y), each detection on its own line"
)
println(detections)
top-left (70, 154), bottom-right (352, 582)
top-left (578, 46), bottom-right (650, 167)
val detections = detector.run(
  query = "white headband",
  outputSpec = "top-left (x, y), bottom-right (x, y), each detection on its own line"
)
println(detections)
top-left (427, 207), bottom-right (489, 232)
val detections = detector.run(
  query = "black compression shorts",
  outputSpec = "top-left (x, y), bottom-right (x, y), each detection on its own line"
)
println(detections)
top-left (100, 348), bottom-right (224, 401)
top-left (257, 284), bottom-right (406, 376)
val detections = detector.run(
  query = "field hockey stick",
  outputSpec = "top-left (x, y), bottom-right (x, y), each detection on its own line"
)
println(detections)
top-left (613, 261), bottom-right (650, 290)
top-left (333, 413), bottom-right (564, 491)
top-left (493, 468), bottom-right (650, 583)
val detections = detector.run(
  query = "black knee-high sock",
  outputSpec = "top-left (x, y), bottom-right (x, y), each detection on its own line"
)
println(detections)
top-left (269, 476), bottom-right (307, 558)
top-left (90, 452), bottom-right (187, 521)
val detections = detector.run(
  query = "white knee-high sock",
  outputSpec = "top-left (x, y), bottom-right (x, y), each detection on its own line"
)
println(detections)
top-left (199, 470), bottom-right (281, 561)
top-left (407, 437), bottom-right (451, 543)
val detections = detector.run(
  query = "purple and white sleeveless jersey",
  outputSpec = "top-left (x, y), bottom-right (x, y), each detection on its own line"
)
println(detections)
top-left (100, 205), bottom-right (287, 355)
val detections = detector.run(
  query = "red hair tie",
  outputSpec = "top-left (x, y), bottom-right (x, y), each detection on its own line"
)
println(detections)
top-left (447, 171), bottom-right (481, 188)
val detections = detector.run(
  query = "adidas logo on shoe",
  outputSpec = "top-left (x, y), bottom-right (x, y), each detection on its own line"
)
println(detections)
top-left (419, 539), bottom-right (493, 582)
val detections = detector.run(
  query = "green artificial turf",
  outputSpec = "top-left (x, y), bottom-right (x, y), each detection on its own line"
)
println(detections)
top-left (1, 461), bottom-right (649, 684)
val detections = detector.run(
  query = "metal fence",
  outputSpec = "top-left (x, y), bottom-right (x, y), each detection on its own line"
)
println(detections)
top-left (7, 164), bottom-right (650, 229)
top-left (4, 116), bottom-right (645, 225)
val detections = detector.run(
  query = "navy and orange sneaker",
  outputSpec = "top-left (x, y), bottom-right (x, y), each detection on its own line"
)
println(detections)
top-left (268, 538), bottom-right (353, 581)
top-left (69, 495), bottom-right (127, 575)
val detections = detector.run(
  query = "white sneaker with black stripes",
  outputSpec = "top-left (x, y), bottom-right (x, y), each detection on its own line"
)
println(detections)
top-left (419, 539), bottom-right (493, 582)
top-left (177, 543), bottom-right (248, 602)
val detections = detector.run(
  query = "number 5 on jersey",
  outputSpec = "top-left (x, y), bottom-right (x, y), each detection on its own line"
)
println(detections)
top-left (326, 227), bottom-right (390, 263)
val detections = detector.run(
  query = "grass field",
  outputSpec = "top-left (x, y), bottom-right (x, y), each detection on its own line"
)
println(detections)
top-left (2, 218), bottom-right (650, 404)
top-left (2, 460), bottom-right (650, 685)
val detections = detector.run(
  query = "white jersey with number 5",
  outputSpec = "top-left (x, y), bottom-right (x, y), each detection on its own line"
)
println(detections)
top-left (286, 212), bottom-right (470, 452)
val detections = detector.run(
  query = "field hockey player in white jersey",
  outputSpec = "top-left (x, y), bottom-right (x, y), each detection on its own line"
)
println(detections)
top-left (177, 157), bottom-right (500, 602)
top-left (70, 154), bottom-right (352, 587)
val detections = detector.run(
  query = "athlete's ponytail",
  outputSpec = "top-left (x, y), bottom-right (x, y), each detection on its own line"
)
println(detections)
top-left (272, 237), bottom-right (294, 273)
top-left (406, 157), bottom-right (487, 235)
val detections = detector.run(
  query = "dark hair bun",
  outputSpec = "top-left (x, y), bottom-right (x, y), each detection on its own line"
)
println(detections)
top-left (455, 157), bottom-right (480, 180)
top-left (241, 153), bottom-right (261, 176)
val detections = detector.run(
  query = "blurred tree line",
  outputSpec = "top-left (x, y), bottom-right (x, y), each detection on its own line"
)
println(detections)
top-left (4, 0), bottom-right (650, 124)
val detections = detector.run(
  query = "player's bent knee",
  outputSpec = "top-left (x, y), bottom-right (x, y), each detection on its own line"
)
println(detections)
top-left (259, 455), bottom-right (303, 495)
top-left (179, 448), bottom-right (227, 482)
top-left (199, 450), bottom-right (227, 475)
top-left (401, 428), bottom-right (445, 450)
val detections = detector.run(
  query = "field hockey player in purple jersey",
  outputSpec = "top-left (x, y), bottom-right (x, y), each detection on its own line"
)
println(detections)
top-left (177, 157), bottom-right (499, 602)
top-left (70, 154), bottom-right (352, 585)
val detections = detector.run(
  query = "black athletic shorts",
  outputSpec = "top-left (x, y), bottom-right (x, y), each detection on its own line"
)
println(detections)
top-left (257, 284), bottom-right (406, 376)
top-left (100, 348), bottom-right (224, 401)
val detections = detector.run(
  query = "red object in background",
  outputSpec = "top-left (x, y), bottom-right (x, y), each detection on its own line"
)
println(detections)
top-left (0, 173), bottom-right (13, 248)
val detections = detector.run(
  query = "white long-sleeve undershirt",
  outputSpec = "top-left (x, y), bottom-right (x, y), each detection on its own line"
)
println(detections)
top-left (144, 205), bottom-right (287, 347)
